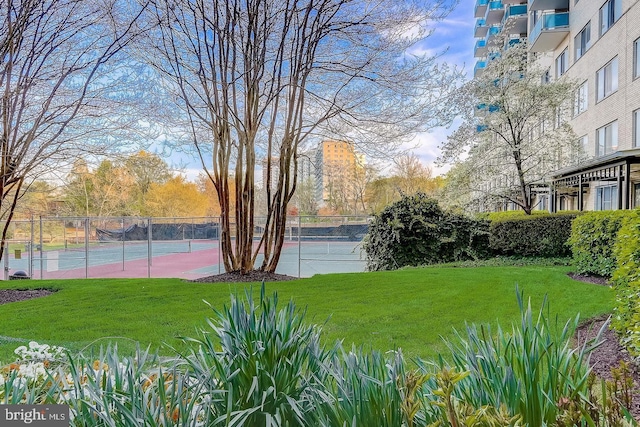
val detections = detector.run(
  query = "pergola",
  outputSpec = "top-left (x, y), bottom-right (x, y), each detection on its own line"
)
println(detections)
top-left (549, 149), bottom-right (640, 212)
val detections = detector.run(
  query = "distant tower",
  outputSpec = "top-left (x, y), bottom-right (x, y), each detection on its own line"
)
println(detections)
top-left (314, 140), bottom-right (359, 206)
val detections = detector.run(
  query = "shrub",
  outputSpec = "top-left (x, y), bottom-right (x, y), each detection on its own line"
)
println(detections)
top-left (489, 212), bottom-right (578, 257)
top-left (611, 210), bottom-right (640, 358)
top-left (479, 209), bottom-right (550, 222)
top-left (568, 210), bottom-right (630, 276)
top-left (363, 193), bottom-right (489, 271)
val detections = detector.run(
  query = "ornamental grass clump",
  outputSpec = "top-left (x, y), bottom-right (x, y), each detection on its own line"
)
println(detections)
top-left (179, 285), bottom-right (331, 426)
top-left (422, 291), bottom-right (611, 426)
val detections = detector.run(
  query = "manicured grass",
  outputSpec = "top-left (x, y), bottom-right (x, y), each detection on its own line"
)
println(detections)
top-left (0, 266), bottom-right (614, 363)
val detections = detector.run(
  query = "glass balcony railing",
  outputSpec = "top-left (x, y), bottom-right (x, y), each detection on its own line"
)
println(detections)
top-left (505, 4), bottom-right (527, 19)
top-left (487, 0), bottom-right (504, 11)
top-left (474, 60), bottom-right (487, 77)
top-left (477, 124), bottom-right (488, 132)
top-left (486, 25), bottom-right (501, 42)
top-left (529, 12), bottom-right (569, 45)
top-left (475, 39), bottom-right (487, 56)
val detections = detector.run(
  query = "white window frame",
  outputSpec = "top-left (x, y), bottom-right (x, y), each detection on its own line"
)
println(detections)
top-left (595, 185), bottom-right (618, 211)
top-left (597, 120), bottom-right (618, 156)
top-left (600, 0), bottom-right (621, 36)
top-left (634, 38), bottom-right (640, 79)
top-left (634, 109), bottom-right (640, 148)
top-left (574, 81), bottom-right (588, 116)
top-left (574, 22), bottom-right (591, 61)
top-left (556, 48), bottom-right (568, 78)
top-left (596, 57), bottom-right (618, 102)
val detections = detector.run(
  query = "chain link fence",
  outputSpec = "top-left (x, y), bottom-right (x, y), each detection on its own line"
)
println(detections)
top-left (0, 216), bottom-right (370, 280)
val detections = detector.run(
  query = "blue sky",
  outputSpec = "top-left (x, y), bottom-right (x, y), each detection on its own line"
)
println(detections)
top-left (173, 0), bottom-right (477, 181)
top-left (401, 0), bottom-right (475, 176)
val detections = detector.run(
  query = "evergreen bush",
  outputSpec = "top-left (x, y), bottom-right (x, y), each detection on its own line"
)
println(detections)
top-left (489, 212), bottom-right (578, 257)
top-left (568, 211), bottom-right (630, 276)
top-left (611, 210), bottom-right (640, 358)
top-left (363, 193), bottom-right (489, 271)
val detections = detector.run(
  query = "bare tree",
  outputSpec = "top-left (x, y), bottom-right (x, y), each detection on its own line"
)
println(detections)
top-left (144, 0), bottom-right (461, 273)
top-left (439, 40), bottom-right (579, 214)
top-left (0, 0), bottom-right (148, 258)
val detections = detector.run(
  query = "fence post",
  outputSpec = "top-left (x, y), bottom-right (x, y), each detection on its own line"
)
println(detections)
top-left (39, 216), bottom-right (43, 280)
top-left (3, 241), bottom-right (8, 281)
top-left (122, 217), bottom-right (125, 271)
top-left (147, 218), bottom-right (152, 278)
top-left (298, 215), bottom-right (301, 278)
top-left (218, 218), bottom-right (221, 274)
top-left (29, 216), bottom-right (34, 278)
top-left (84, 218), bottom-right (89, 279)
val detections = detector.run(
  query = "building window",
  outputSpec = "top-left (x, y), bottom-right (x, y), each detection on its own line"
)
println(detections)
top-left (635, 38), bottom-right (640, 79)
top-left (595, 185), bottom-right (618, 210)
top-left (574, 23), bottom-right (591, 61)
top-left (600, 0), bottom-right (621, 36)
top-left (578, 135), bottom-right (588, 156)
top-left (596, 57), bottom-right (618, 102)
top-left (574, 81), bottom-right (588, 116)
top-left (634, 109), bottom-right (640, 147)
top-left (556, 48), bottom-right (568, 78)
top-left (597, 120), bottom-right (618, 156)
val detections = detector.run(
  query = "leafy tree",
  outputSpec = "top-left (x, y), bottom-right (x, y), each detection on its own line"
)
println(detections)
top-left (439, 40), bottom-right (579, 214)
top-left (366, 154), bottom-right (443, 213)
top-left (124, 151), bottom-right (173, 212)
top-left (144, 176), bottom-right (209, 218)
top-left (142, 0), bottom-right (461, 273)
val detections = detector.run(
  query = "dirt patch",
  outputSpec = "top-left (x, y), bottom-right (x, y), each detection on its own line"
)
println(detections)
top-left (567, 272), bottom-right (610, 286)
top-left (0, 288), bottom-right (55, 305)
top-left (576, 317), bottom-right (640, 420)
top-left (190, 270), bottom-right (299, 283)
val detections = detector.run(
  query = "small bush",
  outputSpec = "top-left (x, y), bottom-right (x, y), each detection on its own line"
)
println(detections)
top-left (489, 212), bottom-right (578, 257)
top-left (569, 211), bottom-right (630, 276)
top-left (363, 194), bottom-right (489, 271)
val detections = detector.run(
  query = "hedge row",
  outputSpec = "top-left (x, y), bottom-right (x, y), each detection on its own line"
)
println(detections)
top-left (489, 212), bottom-right (579, 257)
top-left (568, 211), bottom-right (629, 277)
top-left (566, 210), bottom-right (640, 358)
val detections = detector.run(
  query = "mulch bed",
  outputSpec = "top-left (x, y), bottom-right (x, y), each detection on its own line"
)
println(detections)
top-left (0, 288), bottom-right (54, 305)
top-left (189, 270), bottom-right (299, 283)
top-left (568, 272), bottom-right (640, 420)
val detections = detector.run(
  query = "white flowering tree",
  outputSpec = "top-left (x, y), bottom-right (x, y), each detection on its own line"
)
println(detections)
top-left (439, 40), bottom-right (579, 214)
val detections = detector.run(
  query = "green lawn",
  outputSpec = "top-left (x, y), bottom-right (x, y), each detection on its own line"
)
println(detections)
top-left (0, 266), bottom-right (614, 363)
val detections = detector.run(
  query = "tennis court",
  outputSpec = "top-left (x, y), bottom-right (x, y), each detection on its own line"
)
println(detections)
top-left (1, 216), bottom-right (369, 279)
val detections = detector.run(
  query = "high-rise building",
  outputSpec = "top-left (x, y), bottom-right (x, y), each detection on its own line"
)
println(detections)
top-left (473, 0), bottom-right (640, 211)
top-left (314, 140), bottom-right (361, 207)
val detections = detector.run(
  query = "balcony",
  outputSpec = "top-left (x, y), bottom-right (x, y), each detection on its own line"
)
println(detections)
top-left (475, 39), bottom-right (488, 57)
top-left (503, 4), bottom-right (527, 34)
top-left (474, 60), bottom-right (487, 78)
top-left (475, 104), bottom-right (500, 116)
top-left (486, 25), bottom-right (501, 45)
top-left (475, 18), bottom-right (488, 37)
top-left (528, 0), bottom-right (568, 11)
top-left (476, 124), bottom-right (489, 132)
top-left (505, 37), bottom-right (524, 50)
top-left (475, 0), bottom-right (489, 18)
top-left (485, 0), bottom-right (505, 25)
top-left (529, 12), bottom-right (569, 52)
